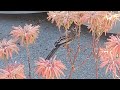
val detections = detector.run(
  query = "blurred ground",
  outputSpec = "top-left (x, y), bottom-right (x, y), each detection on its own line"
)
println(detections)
top-left (0, 12), bottom-right (114, 79)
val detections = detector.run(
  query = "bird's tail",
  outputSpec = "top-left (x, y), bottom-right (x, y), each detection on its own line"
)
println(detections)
top-left (45, 45), bottom-right (61, 60)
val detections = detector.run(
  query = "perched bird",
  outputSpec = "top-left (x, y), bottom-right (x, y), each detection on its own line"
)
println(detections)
top-left (54, 28), bottom-right (77, 47)
top-left (45, 27), bottom-right (77, 60)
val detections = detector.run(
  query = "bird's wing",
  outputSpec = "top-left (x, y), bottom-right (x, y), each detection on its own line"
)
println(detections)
top-left (54, 31), bottom-right (72, 46)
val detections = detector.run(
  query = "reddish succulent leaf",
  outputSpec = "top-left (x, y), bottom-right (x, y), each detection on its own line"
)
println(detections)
top-left (0, 63), bottom-right (26, 79)
top-left (99, 35), bottom-right (120, 78)
top-left (10, 24), bottom-right (40, 46)
top-left (0, 39), bottom-right (19, 60)
top-left (35, 55), bottom-right (67, 79)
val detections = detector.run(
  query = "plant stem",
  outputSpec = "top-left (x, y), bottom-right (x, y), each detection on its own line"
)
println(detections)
top-left (66, 45), bottom-right (73, 65)
top-left (73, 44), bottom-right (80, 64)
top-left (68, 44), bottom-right (80, 79)
top-left (96, 59), bottom-right (98, 79)
top-left (76, 51), bottom-right (92, 70)
top-left (26, 45), bottom-right (31, 79)
top-left (68, 65), bottom-right (75, 79)
top-left (116, 68), bottom-right (120, 79)
top-left (4, 59), bottom-right (8, 67)
top-left (92, 33), bottom-right (99, 79)
top-left (68, 26), bottom-right (81, 79)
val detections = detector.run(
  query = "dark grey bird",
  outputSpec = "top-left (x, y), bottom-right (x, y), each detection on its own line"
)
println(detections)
top-left (45, 27), bottom-right (78, 60)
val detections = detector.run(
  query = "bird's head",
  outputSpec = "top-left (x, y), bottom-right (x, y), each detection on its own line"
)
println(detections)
top-left (70, 26), bottom-right (80, 34)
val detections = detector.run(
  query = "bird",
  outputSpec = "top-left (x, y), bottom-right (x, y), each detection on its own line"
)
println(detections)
top-left (54, 28), bottom-right (77, 47)
top-left (45, 26), bottom-right (78, 60)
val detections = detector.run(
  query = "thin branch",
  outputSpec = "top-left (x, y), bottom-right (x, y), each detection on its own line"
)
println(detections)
top-left (26, 45), bottom-right (31, 79)
top-left (75, 51), bottom-right (92, 70)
